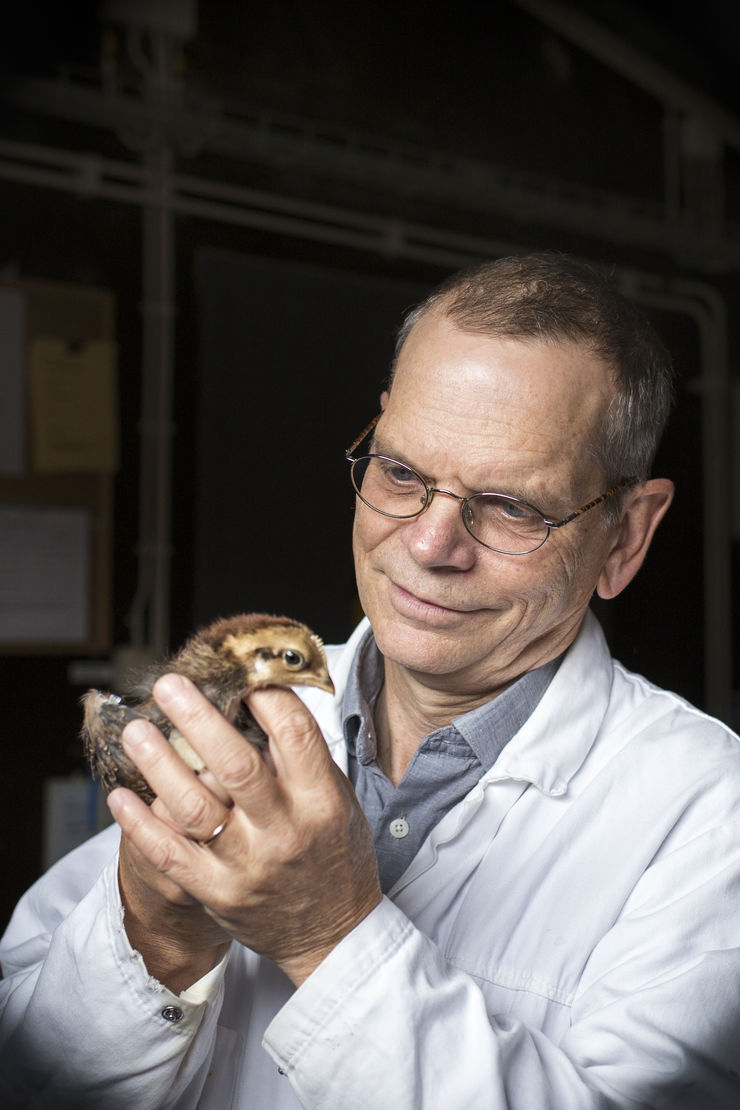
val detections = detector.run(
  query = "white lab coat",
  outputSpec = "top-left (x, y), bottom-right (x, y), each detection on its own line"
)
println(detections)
top-left (2, 611), bottom-right (740, 1108)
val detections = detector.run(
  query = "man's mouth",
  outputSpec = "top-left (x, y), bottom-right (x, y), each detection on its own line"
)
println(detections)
top-left (391, 582), bottom-right (477, 619)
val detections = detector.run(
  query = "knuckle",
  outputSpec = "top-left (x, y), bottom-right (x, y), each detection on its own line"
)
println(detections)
top-left (309, 782), bottom-right (349, 825)
top-left (176, 785), bottom-right (213, 830)
top-left (218, 749), bottom-right (262, 793)
top-left (281, 707), bottom-right (315, 743)
top-left (148, 835), bottom-right (179, 874)
top-left (267, 704), bottom-right (317, 752)
top-left (274, 827), bottom-right (306, 863)
top-left (250, 691), bottom-right (315, 743)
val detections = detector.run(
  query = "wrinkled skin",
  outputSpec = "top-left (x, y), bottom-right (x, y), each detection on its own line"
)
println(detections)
top-left (110, 315), bottom-right (673, 990)
top-left (111, 681), bottom-right (381, 991)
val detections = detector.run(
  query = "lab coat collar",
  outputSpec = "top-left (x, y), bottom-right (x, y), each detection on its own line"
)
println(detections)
top-left (317, 609), bottom-right (612, 796)
top-left (481, 609), bottom-right (613, 796)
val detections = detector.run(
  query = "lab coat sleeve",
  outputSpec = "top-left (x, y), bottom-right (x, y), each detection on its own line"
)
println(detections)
top-left (264, 820), bottom-right (740, 1110)
top-left (264, 898), bottom-right (616, 1109)
top-left (0, 845), bottom-right (225, 1110)
top-left (265, 621), bottom-right (740, 1109)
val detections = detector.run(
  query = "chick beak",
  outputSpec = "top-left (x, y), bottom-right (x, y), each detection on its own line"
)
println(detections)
top-left (313, 671), bottom-right (335, 696)
top-left (293, 664), bottom-right (334, 696)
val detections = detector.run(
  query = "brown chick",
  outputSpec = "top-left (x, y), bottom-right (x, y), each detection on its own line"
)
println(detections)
top-left (81, 613), bottom-right (334, 804)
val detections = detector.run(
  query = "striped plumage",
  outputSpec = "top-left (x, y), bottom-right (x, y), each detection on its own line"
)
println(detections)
top-left (81, 614), bottom-right (334, 803)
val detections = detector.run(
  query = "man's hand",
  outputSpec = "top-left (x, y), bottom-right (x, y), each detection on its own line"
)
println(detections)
top-left (108, 674), bottom-right (381, 989)
top-left (115, 795), bottom-right (233, 994)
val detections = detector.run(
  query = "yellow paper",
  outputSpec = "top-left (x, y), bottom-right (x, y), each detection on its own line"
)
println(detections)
top-left (29, 338), bottom-right (119, 473)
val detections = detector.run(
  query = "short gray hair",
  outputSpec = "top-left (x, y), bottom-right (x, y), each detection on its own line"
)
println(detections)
top-left (392, 253), bottom-right (675, 517)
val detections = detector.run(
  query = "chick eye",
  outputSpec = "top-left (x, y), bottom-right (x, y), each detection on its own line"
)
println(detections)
top-left (282, 649), bottom-right (305, 669)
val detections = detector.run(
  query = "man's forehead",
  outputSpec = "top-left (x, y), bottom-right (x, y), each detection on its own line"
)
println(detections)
top-left (391, 324), bottom-right (613, 413)
top-left (396, 309), bottom-right (607, 369)
top-left (382, 321), bottom-right (614, 493)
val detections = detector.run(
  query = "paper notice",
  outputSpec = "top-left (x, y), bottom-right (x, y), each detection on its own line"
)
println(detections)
top-left (29, 338), bottom-right (118, 473)
top-left (0, 504), bottom-right (90, 642)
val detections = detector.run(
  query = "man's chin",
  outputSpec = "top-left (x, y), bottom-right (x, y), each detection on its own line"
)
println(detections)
top-left (373, 622), bottom-right (473, 678)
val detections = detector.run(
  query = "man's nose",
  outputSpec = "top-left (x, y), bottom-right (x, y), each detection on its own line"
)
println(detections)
top-left (404, 489), bottom-right (476, 569)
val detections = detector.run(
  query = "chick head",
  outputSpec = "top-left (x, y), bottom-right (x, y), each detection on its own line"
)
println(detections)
top-left (197, 613), bottom-right (335, 696)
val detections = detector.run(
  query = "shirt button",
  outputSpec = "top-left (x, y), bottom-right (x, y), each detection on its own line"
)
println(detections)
top-left (161, 1005), bottom-right (184, 1023)
top-left (389, 817), bottom-right (410, 839)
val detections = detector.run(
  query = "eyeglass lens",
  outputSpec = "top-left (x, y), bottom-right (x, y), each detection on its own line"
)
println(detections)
top-left (350, 455), bottom-right (549, 555)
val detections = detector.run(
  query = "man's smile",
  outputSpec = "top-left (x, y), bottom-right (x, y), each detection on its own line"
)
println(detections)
top-left (389, 580), bottom-right (487, 621)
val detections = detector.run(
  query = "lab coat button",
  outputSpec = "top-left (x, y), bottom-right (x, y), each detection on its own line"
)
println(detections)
top-left (161, 1005), bottom-right (184, 1023)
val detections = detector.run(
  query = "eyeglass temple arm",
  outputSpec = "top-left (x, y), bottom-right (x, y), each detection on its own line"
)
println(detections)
top-left (345, 412), bottom-right (382, 458)
top-left (545, 478), bottom-right (639, 529)
top-left (345, 420), bottom-right (640, 530)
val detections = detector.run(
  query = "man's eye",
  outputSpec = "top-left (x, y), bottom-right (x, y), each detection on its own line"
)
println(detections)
top-left (500, 498), bottom-right (529, 519)
top-left (380, 460), bottom-right (417, 485)
top-left (390, 465), bottom-right (416, 483)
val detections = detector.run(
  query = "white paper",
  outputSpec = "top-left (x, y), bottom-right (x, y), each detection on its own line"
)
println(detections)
top-left (0, 505), bottom-right (90, 642)
top-left (0, 288), bottom-right (26, 474)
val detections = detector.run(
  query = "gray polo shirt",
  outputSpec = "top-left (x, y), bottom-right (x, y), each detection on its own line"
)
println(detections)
top-left (343, 627), bottom-right (561, 892)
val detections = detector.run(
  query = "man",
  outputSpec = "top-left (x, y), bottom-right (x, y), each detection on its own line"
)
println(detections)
top-left (2, 252), bottom-right (739, 1108)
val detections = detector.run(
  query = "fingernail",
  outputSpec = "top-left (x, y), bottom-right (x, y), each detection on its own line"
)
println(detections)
top-left (153, 672), bottom-right (189, 702)
top-left (122, 718), bottom-right (150, 747)
top-left (106, 788), bottom-right (123, 815)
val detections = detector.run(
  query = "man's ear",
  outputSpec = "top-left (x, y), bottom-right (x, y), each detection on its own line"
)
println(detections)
top-left (380, 390), bottom-right (389, 410)
top-left (596, 479), bottom-right (675, 600)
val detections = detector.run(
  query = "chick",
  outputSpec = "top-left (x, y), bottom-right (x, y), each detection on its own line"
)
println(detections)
top-left (81, 613), bottom-right (335, 803)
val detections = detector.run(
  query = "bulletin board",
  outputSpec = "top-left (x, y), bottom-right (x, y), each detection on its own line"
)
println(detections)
top-left (0, 277), bottom-right (117, 653)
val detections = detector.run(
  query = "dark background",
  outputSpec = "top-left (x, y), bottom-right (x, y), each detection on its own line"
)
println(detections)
top-left (1, 0), bottom-right (738, 931)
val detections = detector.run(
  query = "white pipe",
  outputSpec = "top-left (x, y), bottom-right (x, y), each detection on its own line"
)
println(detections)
top-left (0, 138), bottom-right (731, 717)
top-left (127, 143), bottom-right (175, 654)
top-left (2, 136), bottom-right (739, 269)
top-left (514, 0), bottom-right (740, 150)
top-left (620, 270), bottom-right (731, 722)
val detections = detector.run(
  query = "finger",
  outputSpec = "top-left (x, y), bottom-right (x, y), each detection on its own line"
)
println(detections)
top-left (155, 666), bottom-right (281, 790)
top-left (117, 804), bottom-right (197, 906)
top-left (109, 784), bottom-right (183, 870)
top-left (121, 717), bottom-right (232, 843)
top-left (108, 786), bottom-right (220, 898)
top-left (197, 768), bottom-right (234, 808)
top-left (153, 674), bottom-right (282, 819)
top-left (110, 784), bottom-right (235, 877)
top-left (246, 687), bottom-right (335, 785)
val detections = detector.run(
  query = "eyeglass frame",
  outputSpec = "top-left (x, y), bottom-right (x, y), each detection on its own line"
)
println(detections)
top-left (345, 413), bottom-right (638, 556)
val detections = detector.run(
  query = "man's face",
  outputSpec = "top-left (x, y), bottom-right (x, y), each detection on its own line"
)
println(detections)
top-left (352, 310), bottom-right (620, 696)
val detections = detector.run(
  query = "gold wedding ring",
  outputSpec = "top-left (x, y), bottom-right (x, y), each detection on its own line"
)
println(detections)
top-left (199, 807), bottom-right (234, 847)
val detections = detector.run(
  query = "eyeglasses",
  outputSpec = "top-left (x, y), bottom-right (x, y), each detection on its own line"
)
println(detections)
top-left (345, 414), bottom-right (637, 556)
